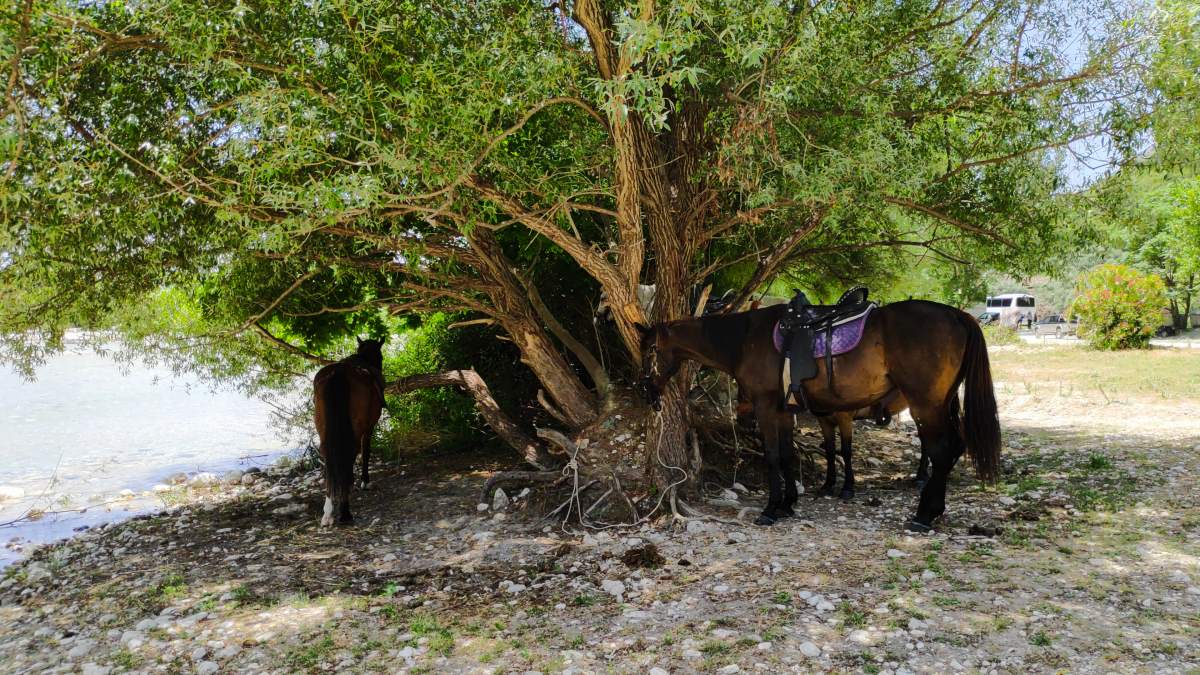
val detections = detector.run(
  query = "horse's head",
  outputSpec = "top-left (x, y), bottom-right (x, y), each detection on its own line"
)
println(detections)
top-left (356, 336), bottom-right (385, 370)
top-left (636, 322), bottom-right (680, 411)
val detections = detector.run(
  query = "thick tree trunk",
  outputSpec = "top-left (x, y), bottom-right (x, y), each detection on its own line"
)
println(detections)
top-left (573, 0), bottom-right (713, 502)
top-left (1185, 275), bottom-right (1194, 329)
top-left (469, 230), bottom-right (599, 428)
top-left (506, 322), bottom-right (600, 427)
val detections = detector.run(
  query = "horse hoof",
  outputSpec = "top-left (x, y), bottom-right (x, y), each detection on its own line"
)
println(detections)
top-left (905, 519), bottom-right (933, 533)
top-left (818, 486), bottom-right (836, 498)
top-left (779, 506), bottom-right (796, 518)
top-left (754, 514), bottom-right (778, 526)
top-left (358, 480), bottom-right (371, 491)
top-left (839, 490), bottom-right (854, 501)
top-left (319, 515), bottom-right (334, 528)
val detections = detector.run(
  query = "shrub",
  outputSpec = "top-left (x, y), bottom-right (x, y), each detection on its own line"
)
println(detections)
top-left (382, 312), bottom-right (539, 454)
top-left (982, 323), bottom-right (1021, 347)
top-left (1069, 264), bottom-right (1167, 350)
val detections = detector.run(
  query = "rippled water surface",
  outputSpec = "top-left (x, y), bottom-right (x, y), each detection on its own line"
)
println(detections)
top-left (0, 344), bottom-right (298, 565)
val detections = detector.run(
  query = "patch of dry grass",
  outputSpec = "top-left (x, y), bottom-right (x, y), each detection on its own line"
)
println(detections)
top-left (989, 345), bottom-right (1200, 402)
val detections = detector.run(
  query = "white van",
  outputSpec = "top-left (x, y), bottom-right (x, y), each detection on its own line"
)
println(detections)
top-left (982, 293), bottom-right (1036, 328)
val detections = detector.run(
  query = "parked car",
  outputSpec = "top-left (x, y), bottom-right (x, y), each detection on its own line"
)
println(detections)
top-left (1034, 314), bottom-right (1079, 337)
top-left (977, 311), bottom-right (999, 325)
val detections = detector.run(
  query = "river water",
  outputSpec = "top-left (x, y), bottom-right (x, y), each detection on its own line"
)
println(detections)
top-left (0, 343), bottom-right (300, 566)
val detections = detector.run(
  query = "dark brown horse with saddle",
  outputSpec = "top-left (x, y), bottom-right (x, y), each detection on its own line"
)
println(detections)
top-left (313, 337), bottom-right (385, 527)
top-left (638, 297), bottom-right (1000, 531)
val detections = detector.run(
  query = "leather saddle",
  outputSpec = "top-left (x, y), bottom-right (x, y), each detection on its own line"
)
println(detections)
top-left (779, 286), bottom-right (872, 409)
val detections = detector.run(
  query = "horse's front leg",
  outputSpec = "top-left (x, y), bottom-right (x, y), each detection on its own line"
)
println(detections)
top-left (753, 397), bottom-right (784, 526)
top-left (778, 411), bottom-right (799, 517)
top-left (358, 434), bottom-right (372, 491)
top-left (915, 446), bottom-right (930, 489)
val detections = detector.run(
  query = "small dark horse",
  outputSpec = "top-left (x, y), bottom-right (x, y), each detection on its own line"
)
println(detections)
top-left (816, 389), bottom-right (913, 500)
top-left (313, 337), bottom-right (385, 527)
top-left (638, 300), bottom-right (1000, 531)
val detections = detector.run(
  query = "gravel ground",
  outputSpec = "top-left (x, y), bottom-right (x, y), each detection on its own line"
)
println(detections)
top-left (1, 379), bottom-right (1198, 674)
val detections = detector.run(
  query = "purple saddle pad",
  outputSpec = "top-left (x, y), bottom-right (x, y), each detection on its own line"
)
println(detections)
top-left (772, 305), bottom-right (874, 358)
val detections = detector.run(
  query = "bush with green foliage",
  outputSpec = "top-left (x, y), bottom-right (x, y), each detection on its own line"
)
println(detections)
top-left (982, 324), bottom-right (1021, 347)
top-left (1070, 264), bottom-right (1168, 350)
top-left (382, 313), bottom-right (539, 454)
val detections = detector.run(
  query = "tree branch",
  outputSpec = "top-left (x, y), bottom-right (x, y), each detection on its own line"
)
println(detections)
top-left (521, 272), bottom-right (611, 398)
top-left (387, 369), bottom-right (557, 470)
top-left (882, 196), bottom-right (1017, 247)
top-left (724, 205), bottom-right (831, 312)
top-left (252, 322), bottom-right (333, 364)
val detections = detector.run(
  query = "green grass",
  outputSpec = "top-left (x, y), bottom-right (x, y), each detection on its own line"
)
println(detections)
top-left (112, 649), bottom-right (142, 670)
top-left (151, 572), bottom-right (187, 602)
top-left (229, 584), bottom-right (257, 606)
top-left (839, 602), bottom-right (868, 628)
top-left (409, 614), bottom-right (455, 656)
top-left (571, 594), bottom-right (597, 607)
top-left (700, 640), bottom-right (732, 655)
top-left (288, 635), bottom-right (335, 669)
top-left (931, 596), bottom-right (961, 608)
top-left (1030, 630), bottom-right (1052, 647)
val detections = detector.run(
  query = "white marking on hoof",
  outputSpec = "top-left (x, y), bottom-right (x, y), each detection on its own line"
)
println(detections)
top-left (358, 479), bottom-right (370, 491)
top-left (320, 497), bottom-right (334, 528)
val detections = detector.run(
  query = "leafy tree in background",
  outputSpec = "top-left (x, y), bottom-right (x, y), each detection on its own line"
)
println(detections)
top-left (1, 0), bottom-right (1156, 504)
top-left (1078, 0), bottom-right (1200, 330)
top-left (1095, 170), bottom-right (1198, 328)
top-left (1070, 263), bottom-right (1168, 349)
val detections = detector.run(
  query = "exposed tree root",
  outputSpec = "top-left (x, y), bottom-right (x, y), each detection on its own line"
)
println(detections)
top-left (480, 470), bottom-right (563, 505)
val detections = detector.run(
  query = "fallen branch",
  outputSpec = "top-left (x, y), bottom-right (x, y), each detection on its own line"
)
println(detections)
top-left (480, 470), bottom-right (562, 505)
top-left (387, 369), bottom-right (558, 470)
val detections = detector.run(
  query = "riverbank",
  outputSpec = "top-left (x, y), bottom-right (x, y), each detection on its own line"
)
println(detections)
top-left (1, 344), bottom-right (1197, 674)
top-left (0, 345), bottom-right (298, 567)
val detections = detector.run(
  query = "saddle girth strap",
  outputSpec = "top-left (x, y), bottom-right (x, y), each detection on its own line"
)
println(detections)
top-left (824, 319), bottom-right (835, 395)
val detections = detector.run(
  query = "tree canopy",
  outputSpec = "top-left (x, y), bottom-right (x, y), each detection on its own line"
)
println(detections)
top-left (1, 0), bottom-right (1160, 493)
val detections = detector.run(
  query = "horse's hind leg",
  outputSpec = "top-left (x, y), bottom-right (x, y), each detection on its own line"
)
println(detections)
top-left (817, 416), bottom-right (838, 497)
top-left (837, 414), bottom-right (855, 500)
top-left (906, 405), bottom-right (964, 532)
top-left (316, 442), bottom-right (336, 528)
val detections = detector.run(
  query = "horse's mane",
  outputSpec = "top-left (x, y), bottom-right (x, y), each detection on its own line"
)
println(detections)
top-left (687, 305), bottom-right (780, 366)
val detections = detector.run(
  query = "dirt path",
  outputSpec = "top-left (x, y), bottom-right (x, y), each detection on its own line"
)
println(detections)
top-left (2, 356), bottom-right (1198, 674)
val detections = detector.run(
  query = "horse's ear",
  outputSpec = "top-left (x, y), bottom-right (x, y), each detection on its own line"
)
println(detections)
top-left (633, 322), bottom-right (651, 337)
top-left (356, 336), bottom-right (364, 347)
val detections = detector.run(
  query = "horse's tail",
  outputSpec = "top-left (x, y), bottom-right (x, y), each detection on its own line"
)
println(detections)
top-left (956, 311), bottom-right (1001, 482)
top-left (317, 367), bottom-right (357, 502)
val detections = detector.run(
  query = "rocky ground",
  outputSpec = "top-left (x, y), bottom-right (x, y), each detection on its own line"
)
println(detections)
top-left (1, 349), bottom-right (1198, 674)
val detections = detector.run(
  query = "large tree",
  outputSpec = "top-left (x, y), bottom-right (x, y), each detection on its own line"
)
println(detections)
top-left (1, 1), bottom-right (1154, 508)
